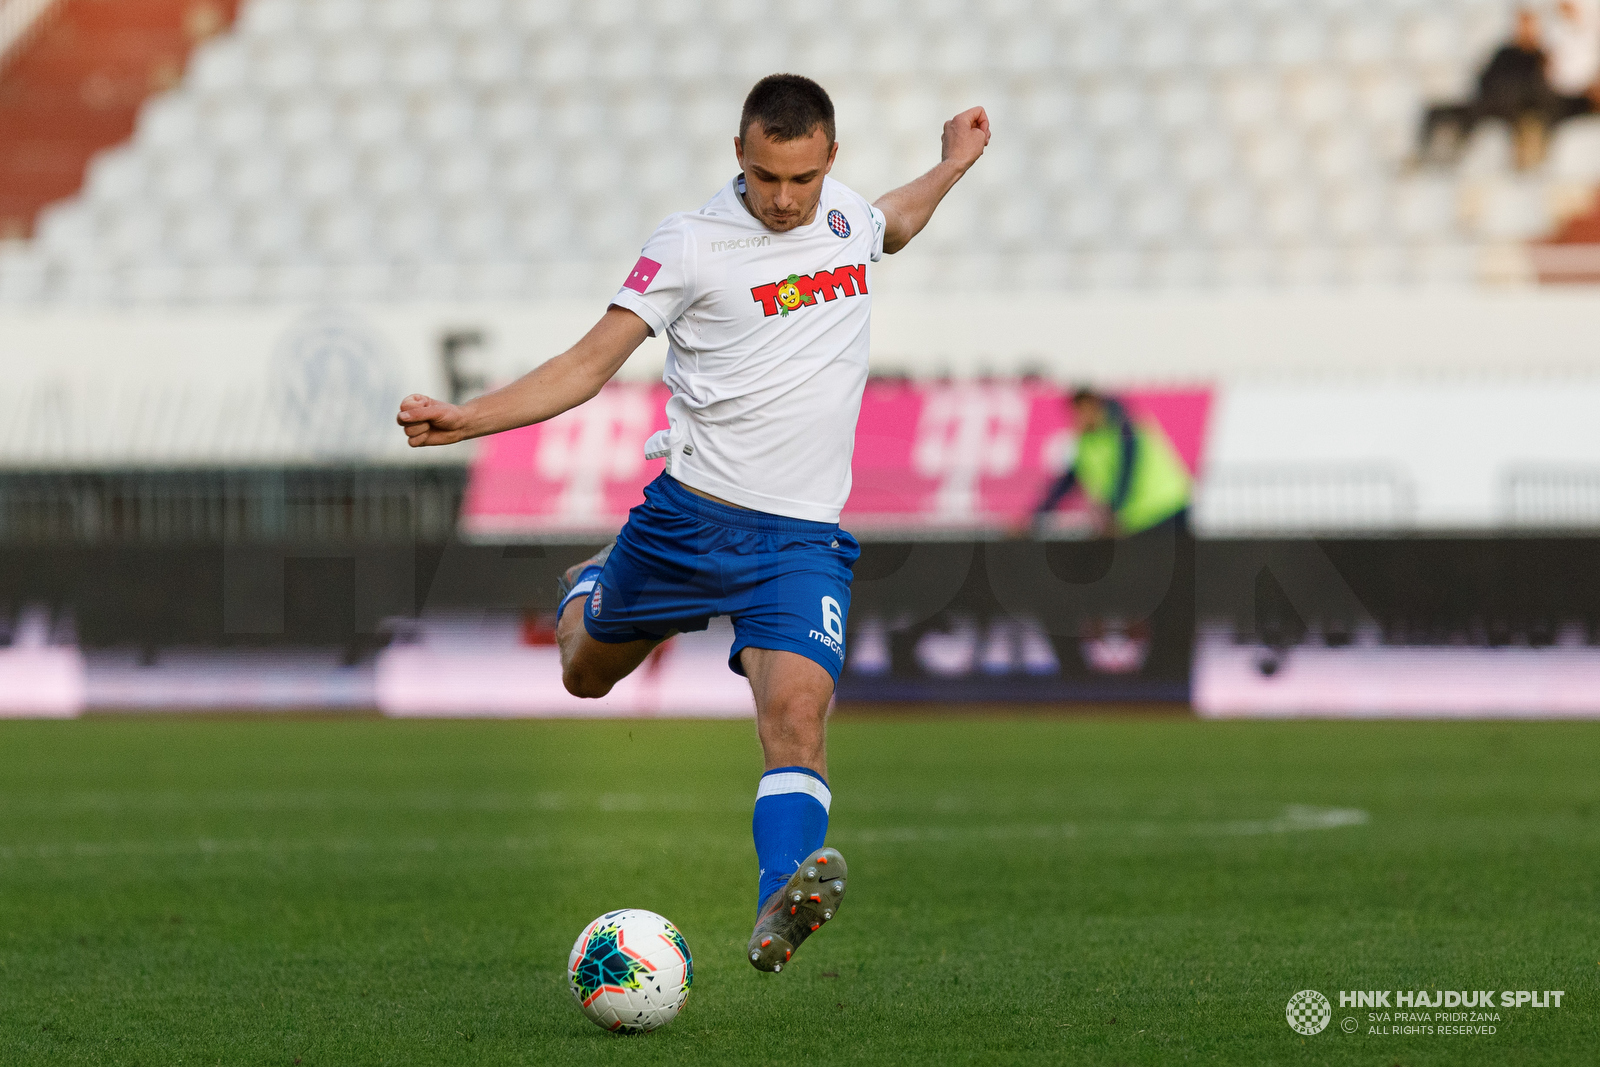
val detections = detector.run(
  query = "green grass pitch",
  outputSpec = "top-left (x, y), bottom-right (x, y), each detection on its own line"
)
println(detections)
top-left (0, 714), bottom-right (1595, 1066)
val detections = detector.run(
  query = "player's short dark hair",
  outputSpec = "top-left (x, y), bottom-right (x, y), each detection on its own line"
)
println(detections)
top-left (740, 74), bottom-right (836, 145)
top-left (1071, 387), bottom-right (1105, 405)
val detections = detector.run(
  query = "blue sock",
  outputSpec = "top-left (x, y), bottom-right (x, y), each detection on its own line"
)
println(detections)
top-left (752, 766), bottom-right (830, 913)
top-left (557, 563), bottom-right (604, 620)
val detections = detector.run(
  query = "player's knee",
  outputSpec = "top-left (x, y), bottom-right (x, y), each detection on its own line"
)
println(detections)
top-left (562, 665), bottom-right (614, 699)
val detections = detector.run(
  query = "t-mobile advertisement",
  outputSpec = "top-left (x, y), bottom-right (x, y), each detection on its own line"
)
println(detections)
top-left (460, 380), bottom-right (1211, 539)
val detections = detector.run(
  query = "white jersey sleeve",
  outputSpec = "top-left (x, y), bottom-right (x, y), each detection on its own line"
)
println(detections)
top-left (609, 216), bottom-right (696, 338)
top-left (868, 204), bottom-right (887, 263)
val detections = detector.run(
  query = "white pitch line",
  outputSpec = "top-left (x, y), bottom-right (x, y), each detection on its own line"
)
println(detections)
top-left (0, 807), bottom-right (1370, 862)
top-left (834, 806), bottom-right (1370, 846)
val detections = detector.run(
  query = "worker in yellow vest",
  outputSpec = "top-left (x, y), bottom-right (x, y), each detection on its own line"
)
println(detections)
top-left (1032, 388), bottom-right (1191, 537)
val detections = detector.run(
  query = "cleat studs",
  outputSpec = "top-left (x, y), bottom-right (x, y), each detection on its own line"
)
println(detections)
top-left (833, 881), bottom-right (843, 891)
top-left (805, 867), bottom-right (816, 879)
top-left (823, 910), bottom-right (832, 919)
top-left (790, 905), bottom-right (797, 915)
top-left (810, 923), bottom-right (820, 931)
top-left (810, 894), bottom-right (821, 902)
top-left (761, 938), bottom-right (771, 948)
top-left (751, 952), bottom-right (760, 961)
top-left (774, 963), bottom-right (781, 972)
top-left (785, 950), bottom-right (792, 961)
top-left (818, 855), bottom-right (828, 864)
top-left (791, 891), bottom-right (803, 902)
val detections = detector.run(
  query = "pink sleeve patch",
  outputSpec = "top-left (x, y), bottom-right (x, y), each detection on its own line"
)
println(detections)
top-left (622, 256), bottom-right (662, 293)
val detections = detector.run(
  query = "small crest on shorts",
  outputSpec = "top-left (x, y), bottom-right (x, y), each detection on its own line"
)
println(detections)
top-left (590, 583), bottom-right (603, 617)
top-left (827, 209), bottom-right (850, 238)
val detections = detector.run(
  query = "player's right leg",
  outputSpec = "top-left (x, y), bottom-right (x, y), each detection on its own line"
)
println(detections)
top-left (553, 482), bottom-right (721, 698)
top-left (553, 545), bottom-right (663, 698)
top-left (557, 595), bottom-right (661, 698)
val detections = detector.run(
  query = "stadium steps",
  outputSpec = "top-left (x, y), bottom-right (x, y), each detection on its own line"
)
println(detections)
top-left (0, 0), bottom-right (239, 239)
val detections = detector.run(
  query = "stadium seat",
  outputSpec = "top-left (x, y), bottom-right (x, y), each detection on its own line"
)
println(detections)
top-left (1547, 118), bottom-right (1600, 181)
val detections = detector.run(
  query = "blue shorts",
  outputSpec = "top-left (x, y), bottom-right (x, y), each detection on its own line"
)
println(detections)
top-left (583, 474), bottom-right (860, 684)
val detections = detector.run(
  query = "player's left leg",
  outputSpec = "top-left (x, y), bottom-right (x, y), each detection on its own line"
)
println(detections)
top-left (740, 647), bottom-right (846, 972)
top-left (742, 647), bottom-right (834, 776)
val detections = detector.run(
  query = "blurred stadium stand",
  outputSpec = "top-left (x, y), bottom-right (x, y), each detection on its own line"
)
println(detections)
top-left (2, 0), bottom-right (1599, 303)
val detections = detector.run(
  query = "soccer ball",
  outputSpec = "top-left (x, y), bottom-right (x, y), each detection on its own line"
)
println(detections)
top-left (567, 909), bottom-right (693, 1034)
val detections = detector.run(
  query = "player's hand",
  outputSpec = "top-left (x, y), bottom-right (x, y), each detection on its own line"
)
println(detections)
top-left (941, 106), bottom-right (991, 172)
top-left (397, 393), bottom-right (471, 447)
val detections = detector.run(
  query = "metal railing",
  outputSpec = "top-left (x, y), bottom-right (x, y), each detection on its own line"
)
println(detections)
top-left (0, 467), bottom-right (469, 544)
top-left (1194, 464), bottom-right (1417, 537)
top-left (1501, 466), bottom-right (1600, 529)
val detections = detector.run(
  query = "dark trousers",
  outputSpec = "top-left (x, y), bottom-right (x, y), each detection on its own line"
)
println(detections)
top-left (1419, 92), bottom-right (1592, 159)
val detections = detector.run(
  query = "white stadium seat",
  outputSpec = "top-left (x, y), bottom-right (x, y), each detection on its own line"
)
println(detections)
top-left (1466, 178), bottom-right (1550, 240)
top-left (1548, 118), bottom-right (1600, 182)
top-left (170, 204), bottom-right (235, 261)
top-left (187, 37), bottom-right (250, 93)
top-left (83, 149), bottom-right (151, 204)
top-left (152, 151), bottom-right (220, 203)
top-left (1391, 177), bottom-right (1461, 240)
top-left (137, 96), bottom-right (202, 152)
top-left (220, 148), bottom-right (286, 203)
top-left (323, 38), bottom-right (387, 92)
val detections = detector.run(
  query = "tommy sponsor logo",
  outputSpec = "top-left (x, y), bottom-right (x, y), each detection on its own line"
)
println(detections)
top-left (710, 236), bottom-right (771, 252)
top-left (750, 263), bottom-right (868, 317)
top-left (808, 596), bottom-right (846, 659)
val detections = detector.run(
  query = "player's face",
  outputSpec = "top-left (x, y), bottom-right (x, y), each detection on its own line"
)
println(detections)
top-left (734, 125), bottom-right (838, 232)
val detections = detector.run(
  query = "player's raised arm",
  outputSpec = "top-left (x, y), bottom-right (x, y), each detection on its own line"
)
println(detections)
top-left (396, 304), bottom-right (652, 447)
top-left (873, 105), bottom-right (990, 255)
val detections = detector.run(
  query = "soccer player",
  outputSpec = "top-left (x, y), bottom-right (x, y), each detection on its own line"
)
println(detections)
top-left (397, 74), bottom-right (989, 972)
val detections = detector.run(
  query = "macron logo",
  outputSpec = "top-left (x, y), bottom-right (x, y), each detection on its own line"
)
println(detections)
top-left (711, 236), bottom-right (770, 253)
top-left (623, 256), bottom-right (661, 293)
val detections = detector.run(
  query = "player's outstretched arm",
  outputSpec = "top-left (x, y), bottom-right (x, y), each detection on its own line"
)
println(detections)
top-left (873, 106), bottom-right (990, 255)
top-left (396, 305), bottom-right (652, 447)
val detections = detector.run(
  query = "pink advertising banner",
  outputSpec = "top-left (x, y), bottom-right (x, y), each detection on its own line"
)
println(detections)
top-left (459, 381), bottom-right (1212, 539)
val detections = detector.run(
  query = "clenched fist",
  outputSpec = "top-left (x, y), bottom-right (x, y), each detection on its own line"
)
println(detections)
top-left (397, 393), bottom-right (471, 447)
top-left (941, 106), bottom-right (991, 173)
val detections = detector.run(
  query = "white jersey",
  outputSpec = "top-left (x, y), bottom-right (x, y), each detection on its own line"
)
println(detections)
top-left (608, 175), bottom-right (886, 523)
